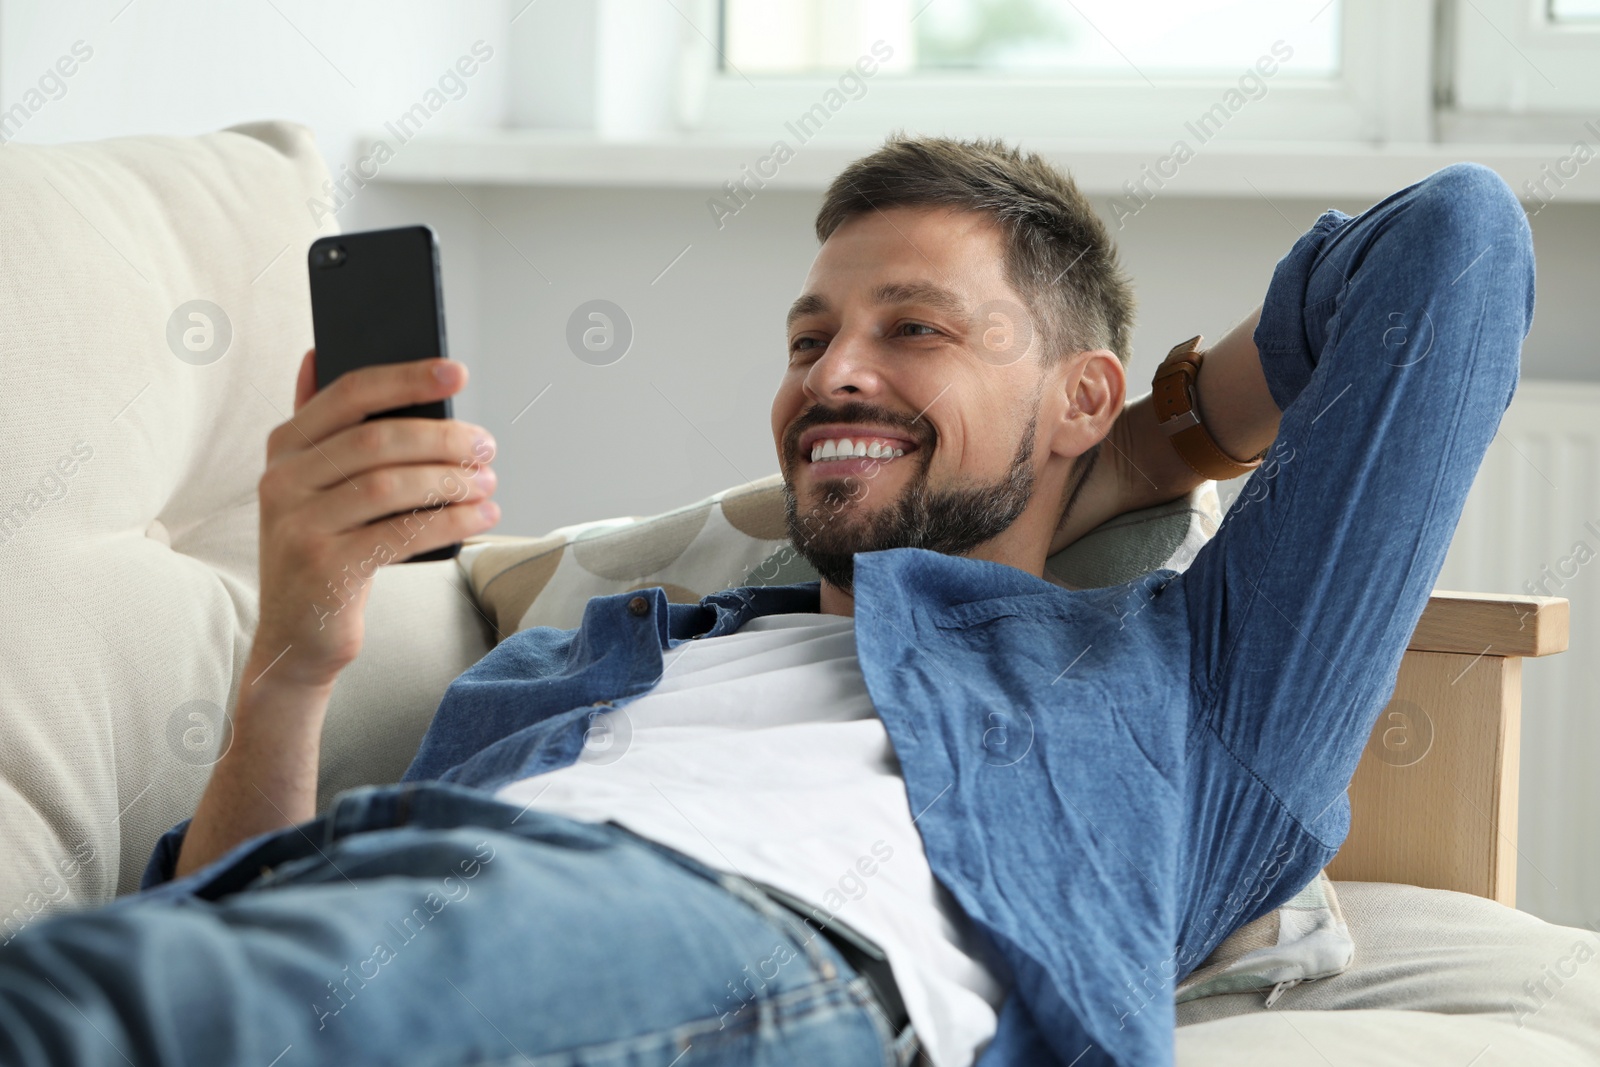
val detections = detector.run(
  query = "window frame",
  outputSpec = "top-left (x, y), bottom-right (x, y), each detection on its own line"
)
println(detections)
top-left (683, 0), bottom-right (1431, 143)
top-left (1451, 0), bottom-right (1600, 113)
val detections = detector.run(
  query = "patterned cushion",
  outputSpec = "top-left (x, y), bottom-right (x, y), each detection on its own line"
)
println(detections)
top-left (463, 472), bottom-right (1222, 639)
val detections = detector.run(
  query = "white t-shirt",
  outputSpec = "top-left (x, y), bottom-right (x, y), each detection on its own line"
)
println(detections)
top-left (495, 612), bottom-right (1005, 1067)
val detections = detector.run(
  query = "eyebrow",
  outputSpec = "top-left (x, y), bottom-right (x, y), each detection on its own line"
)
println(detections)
top-left (785, 281), bottom-right (971, 331)
top-left (786, 292), bottom-right (829, 330)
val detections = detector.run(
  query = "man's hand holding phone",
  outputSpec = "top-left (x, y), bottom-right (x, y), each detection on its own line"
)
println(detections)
top-left (175, 348), bottom-right (498, 877)
top-left (253, 348), bottom-right (498, 690)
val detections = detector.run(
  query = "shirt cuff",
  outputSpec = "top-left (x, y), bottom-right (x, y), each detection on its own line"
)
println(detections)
top-left (1252, 208), bottom-right (1351, 413)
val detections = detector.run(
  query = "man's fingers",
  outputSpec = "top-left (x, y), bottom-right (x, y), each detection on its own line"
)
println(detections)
top-left (348, 497), bottom-right (500, 567)
top-left (288, 417), bottom-right (495, 493)
top-left (312, 462), bottom-right (497, 535)
top-left (271, 358), bottom-right (466, 457)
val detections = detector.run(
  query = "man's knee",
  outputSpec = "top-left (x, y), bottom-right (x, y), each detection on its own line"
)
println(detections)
top-left (1404, 163), bottom-right (1534, 292)
top-left (1412, 162), bottom-right (1524, 237)
top-left (1378, 162), bottom-right (1535, 379)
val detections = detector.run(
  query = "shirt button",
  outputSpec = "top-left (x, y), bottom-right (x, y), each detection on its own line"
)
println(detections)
top-left (627, 595), bottom-right (650, 617)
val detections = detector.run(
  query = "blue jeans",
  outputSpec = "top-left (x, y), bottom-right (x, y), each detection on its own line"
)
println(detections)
top-left (0, 163), bottom-right (1534, 1067)
top-left (0, 783), bottom-right (914, 1066)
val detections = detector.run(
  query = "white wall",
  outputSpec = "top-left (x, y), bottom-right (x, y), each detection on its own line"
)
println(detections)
top-left (0, 0), bottom-right (508, 159)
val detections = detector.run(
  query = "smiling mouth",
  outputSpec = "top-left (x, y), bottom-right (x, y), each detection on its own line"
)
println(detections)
top-left (807, 435), bottom-right (912, 464)
top-left (800, 431), bottom-right (928, 470)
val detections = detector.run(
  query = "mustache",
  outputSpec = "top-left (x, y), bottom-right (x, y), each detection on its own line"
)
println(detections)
top-left (783, 400), bottom-right (934, 459)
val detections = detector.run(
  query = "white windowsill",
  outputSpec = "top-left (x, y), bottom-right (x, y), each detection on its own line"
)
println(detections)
top-left (354, 128), bottom-right (1600, 203)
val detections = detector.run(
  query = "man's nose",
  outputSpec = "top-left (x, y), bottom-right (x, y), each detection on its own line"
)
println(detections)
top-left (804, 327), bottom-right (882, 400)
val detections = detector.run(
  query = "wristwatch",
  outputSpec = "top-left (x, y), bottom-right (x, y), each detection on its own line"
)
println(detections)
top-left (1151, 335), bottom-right (1267, 481)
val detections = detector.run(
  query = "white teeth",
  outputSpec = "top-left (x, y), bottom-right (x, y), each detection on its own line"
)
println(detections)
top-left (808, 437), bottom-right (911, 463)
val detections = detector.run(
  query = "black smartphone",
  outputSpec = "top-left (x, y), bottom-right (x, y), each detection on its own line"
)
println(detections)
top-left (308, 224), bottom-right (460, 563)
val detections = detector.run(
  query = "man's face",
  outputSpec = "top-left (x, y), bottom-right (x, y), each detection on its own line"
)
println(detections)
top-left (771, 205), bottom-right (1056, 593)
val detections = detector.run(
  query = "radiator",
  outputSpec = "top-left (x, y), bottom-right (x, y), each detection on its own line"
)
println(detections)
top-left (1438, 378), bottom-right (1600, 926)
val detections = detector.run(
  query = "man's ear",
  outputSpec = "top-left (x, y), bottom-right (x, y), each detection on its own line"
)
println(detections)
top-left (1048, 348), bottom-right (1125, 460)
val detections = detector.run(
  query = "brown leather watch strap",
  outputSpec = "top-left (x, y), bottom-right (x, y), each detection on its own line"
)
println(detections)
top-left (1151, 335), bottom-right (1265, 482)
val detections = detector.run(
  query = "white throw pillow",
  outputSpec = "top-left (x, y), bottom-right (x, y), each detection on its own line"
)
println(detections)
top-left (0, 121), bottom-right (335, 923)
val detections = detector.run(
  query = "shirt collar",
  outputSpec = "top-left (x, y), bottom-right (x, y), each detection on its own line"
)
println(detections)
top-left (664, 580), bottom-right (823, 645)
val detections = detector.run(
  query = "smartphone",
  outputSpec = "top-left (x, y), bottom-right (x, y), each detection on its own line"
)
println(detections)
top-left (308, 224), bottom-right (460, 563)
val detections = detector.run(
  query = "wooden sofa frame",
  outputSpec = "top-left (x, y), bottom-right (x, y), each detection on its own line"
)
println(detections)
top-left (1328, 591), bottom-right (1570, 906)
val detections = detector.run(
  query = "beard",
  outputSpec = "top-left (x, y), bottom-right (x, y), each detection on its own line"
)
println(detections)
top-left (781, 409), bottom-right (1039, 596)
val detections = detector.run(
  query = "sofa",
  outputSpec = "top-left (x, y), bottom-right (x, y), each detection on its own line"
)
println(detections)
top-left (1, 120), bottom-right (1595, 1065)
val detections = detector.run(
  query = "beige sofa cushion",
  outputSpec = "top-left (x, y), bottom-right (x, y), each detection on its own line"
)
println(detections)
top-left (317, 560), bottom-right (493, 813)
top-left (0, 121), bottom-right (336, 921)
top-left (1176, 881), bottom-right (1600, 1065)
top-left (1179, 1009), bottom-right (1592, 1066)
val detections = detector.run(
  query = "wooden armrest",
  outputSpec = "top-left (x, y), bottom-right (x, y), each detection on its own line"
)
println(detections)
top-left (1406, 590), bottom-right (1569, 657)
top-left (1328, 591), bottom-right (1569, 906)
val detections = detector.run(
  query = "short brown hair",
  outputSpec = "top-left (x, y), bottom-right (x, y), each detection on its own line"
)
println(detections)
top-left (815, 134), bottom-right (1135, 367)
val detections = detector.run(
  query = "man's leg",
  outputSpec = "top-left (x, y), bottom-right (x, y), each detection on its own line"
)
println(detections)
top-left (1178, 164), bottom-right (1536, 925)
top-left (0, 786), bottom-right (895, 1066)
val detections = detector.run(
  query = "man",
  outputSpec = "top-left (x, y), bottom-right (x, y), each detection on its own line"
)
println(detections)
top-left (0, 138), bottom-right (1533, 1066)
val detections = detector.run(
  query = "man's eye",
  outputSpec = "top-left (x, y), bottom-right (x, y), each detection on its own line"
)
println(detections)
top-left (898, 323), bottom-right (939, 337)
top-left (790, 336), bottom-right (822, 354)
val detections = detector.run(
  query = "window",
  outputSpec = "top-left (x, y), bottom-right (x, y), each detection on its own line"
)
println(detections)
top-left (693, 0), bottom-right (1427, 142)
top-left (1453, 0), bottom-right (1600, 113)
top-left (723, 0), bottom-right (1340, 77)
top-left (1550, 0), bottom-right (1600, 20)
